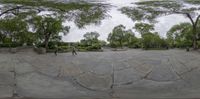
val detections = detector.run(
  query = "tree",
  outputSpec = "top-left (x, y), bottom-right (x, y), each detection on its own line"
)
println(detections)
top-left (134, 23), bottom-right (154, 35)
top-left (80, 32), bottom-right (102, 51)
top-left (107, 25), bottom-right (126, 48)
top-left (0, 6), bottom-right (24, 17)
top-left (0, 17), bottom-right (28, 44)
top-left (83, 31), bottom-right (100, 45)
top-left (84, 31), bottom-right (100, 40)
top-left (108, 25), bottom-right (138, 48)
top-left (134, 22), bottom-right (166, 49)
top-left (141, 32), bottom-right (167, 49)
top-left (121, 0), bottom-right (200, 49)
top-left (124, 29), bottom-right (139, 48)
top-left (167, 22), bottom-right (193, 48)
top-left (31, 16), bottom-right (70, 50)
top-left (0, 0), bottom-right (109, 28)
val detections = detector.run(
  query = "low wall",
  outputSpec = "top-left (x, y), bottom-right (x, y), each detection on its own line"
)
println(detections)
top-left (0, 46), bottom-right (35, 53)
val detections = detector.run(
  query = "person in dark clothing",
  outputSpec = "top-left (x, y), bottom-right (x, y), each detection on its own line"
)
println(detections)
top-left (72, 46), bottom-right (77, 56)
top-left (186, 47), bottom-right (190, 52)
top-left (166, 46), bottom-right (169, 50)
top-left (54, 44), bottom-right (58, 56)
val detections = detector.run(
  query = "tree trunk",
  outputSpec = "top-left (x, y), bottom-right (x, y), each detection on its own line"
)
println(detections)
top-left (45, 40), bottom-right (48, 50)
top-left (44, 36), bottom-right (50, 50)
top-left (186, 14), bottom-right (200, 50)
top-left (192, 26), bottom-right (198, 50)
top-left (193, 32), bottom-right (198, 50)
top-left (193, 38), bottom-right (197, 49)
top-left (120, 40), bottom-right (123, 48)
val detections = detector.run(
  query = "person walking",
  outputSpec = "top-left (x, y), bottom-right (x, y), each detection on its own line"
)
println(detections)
top-left (186, 46), bottom-right (190, 52)
top-left (72, 46), bottom-right (77, 56)
top-left (54, 44), bottom-right (58, 56)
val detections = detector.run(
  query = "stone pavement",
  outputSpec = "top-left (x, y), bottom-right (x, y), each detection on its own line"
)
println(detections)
top-left (1, 49), bottom-right (200, 98)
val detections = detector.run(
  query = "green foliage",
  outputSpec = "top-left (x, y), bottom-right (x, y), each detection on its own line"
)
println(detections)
top-left (0, 17), bottom-right (35, 46)
top-left (31, 16), bottom-right (70, 49)
top-left (0, 0), bottom-right (94, 12)
top-left (134, 23), bottom-right (154, 35)
top-left (0, 0), bottom-right (109, 50)
top-left (81, 31), bottom-right (100, 46)
top-left (135, 1), bottom-right (182, 10)
top-left (74, 6), bottom-right (108, 28)
top-left (0, 0), bottom-right (108, 28)
top-left (86, 44), bottom-right (101, 51)
top-left (79, 31), bottom-right (102, 51)
top-left (167, 22), bottom-right (193, 48)
top-left (142, 33), bottom-right (167, 49)
top-left (120, 0), bottom-right (197, 22)
top-left (108, 25), bottom-right (126, 48)
top-left (120, 7), bottom-right (145, 21)
top-left (83, 31), bottom-right (100, 41)
top-left (108, 25), bottom-right (139, 48)
top-left (120, 0), bottom-right (200, 49)
top-left (135, 22), bottom-right (168, 49)
top-left (123, 29), bottom-right (140, 48)
top-left (184, 0), bottom-right (200, 5)
top-left (99, 40), bottom-right (107, 47)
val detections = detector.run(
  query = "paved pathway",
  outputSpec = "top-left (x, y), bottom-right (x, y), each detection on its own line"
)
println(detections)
top-left (1, 49), bottom-right (200, 98)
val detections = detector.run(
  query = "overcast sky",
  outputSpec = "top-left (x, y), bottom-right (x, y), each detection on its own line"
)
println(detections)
top-left (62, 0), bottom-right (193, 42)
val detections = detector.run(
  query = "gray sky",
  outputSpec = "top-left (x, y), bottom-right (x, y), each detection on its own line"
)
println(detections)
top-left (62, 0), bottom-right (194, 42)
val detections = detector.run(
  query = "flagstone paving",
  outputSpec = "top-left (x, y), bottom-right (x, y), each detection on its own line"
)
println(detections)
top-left (1, 49), bottom-right (200, 98)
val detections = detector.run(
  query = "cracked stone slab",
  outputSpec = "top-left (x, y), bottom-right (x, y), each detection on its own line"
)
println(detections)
top-left (1, 49), bottom-right (200, 98)
top-left (113, 79), bottom-right (189, 99)
top-left (0, 85), bottom-right (13, 98)
top-left (57, 64), bottom-right (83, 77)
top-left (0, 62), bottom-right (14, 72)
top-left (32, 60), bottom-right (60, 77)
top-left (15, 63), bottom-right (35, 75)
top-left (171, 60), bottom-right (190, 75)
top-left (0, 55), bottom-right (11, 63)
top-left (114, 68), bottom-right (143, 85)
top-left (76, 72), bottom-right (112, 91)
top-left (181, 68), bottom-right (200, 87)
top-left (74, 58), bottom-right (101, 73)
top-left (185, 61), bottom-right (200, 70)
top-left (0, 72), bottom-right (14, 85)
top-left (0, 72), bottom-right (13, 98)
top-left (146, 63), bottom-right (180, 82)
top-left (17, 72), bottom-right (86, 98)
top-left (90, 60), bottom-right (112, 75)
top-left (113, 61), bottom-right (131, 71)
top-left (134, 64), bottom-right (154, 75)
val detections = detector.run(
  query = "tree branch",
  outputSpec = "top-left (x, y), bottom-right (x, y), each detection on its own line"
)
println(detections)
top-left (173, 11), bottom-right (199, 28)
top-left (195, 15), bottom-right (200, 26)
top-left (0, 6), bottom-right (24, 17)
top-left (185, 13), bottom-right (195, 27)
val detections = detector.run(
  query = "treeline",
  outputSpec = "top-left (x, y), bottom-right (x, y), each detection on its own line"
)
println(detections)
top-left (107, 23), bottom-right (168, 50)
top-left (0, 16), bottom-right (69, 50)
top-left (0, 17), bottom-right (199, 52)
top-left (77, 22), bottom-right (200, 51)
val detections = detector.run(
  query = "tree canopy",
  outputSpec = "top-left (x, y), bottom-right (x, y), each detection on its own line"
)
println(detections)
top-left (0, 17), bottom-right (28, 43)
top-left (0, 0), bottom-right (109, 50)
top-left (0, 0), bottom-right (109, 28)
top-left (120, 0), bottom-right (197, 22)
top-left (120, 0), bottom-right (200, 49)
top-left (107, 25), bottom-right (140, 48)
